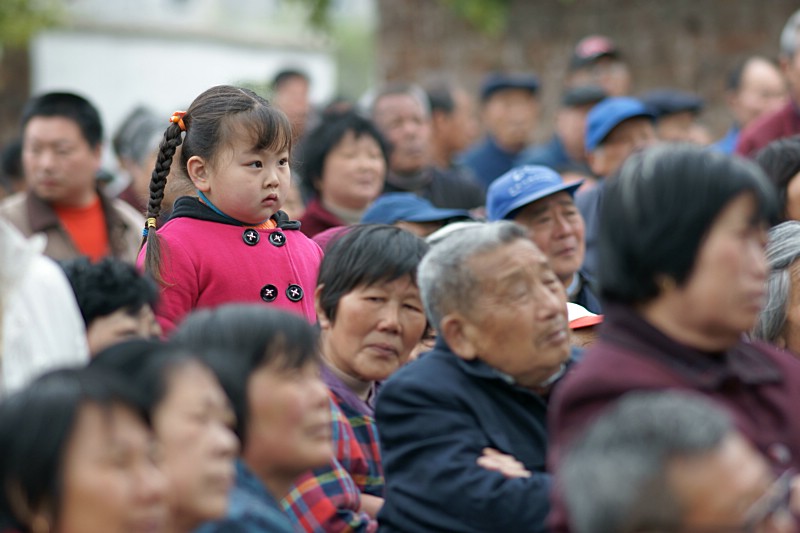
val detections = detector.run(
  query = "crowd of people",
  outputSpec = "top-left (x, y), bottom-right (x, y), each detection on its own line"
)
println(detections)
top-left (2, 7), bottom-right (800, 533)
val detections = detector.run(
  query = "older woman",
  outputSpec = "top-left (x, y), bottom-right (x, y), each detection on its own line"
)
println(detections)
top-left (0, 367), bottom-right (166, 533)
top-left (548, 145), bottom-right (800, 531)
top-left (91, 340), bottom-right (239, 533)
top-left (284, 224), bottom-right (429, 532)
top-left (755, 135), bottom-right (800, 223)
top-left (173, 305), bottom-right (333, 533)
top-left (298, 111), bottom-right (389, 237)
top-left (752, 221), bottom-right (800, 355)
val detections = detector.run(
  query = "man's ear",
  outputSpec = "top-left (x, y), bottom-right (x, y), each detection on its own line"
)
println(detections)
top-left (439, 313), bottom-right (478, 361)
top-left (314, 285), bottom-right (331, 330)
top-left (186, 155), bottom-right (210, 192)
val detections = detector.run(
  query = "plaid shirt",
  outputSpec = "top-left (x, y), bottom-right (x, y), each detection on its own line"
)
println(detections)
top-left (282, 368), bottom-right (383, 532)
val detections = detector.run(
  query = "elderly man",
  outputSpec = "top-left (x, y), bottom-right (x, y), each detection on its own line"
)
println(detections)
top-left (487, 165), bottom-right (600, 313)
top-left (369, 82), bottom-right (484, 210)
top-left (576, 96), bottom-right (657, 276)
top-left (736, 9), bottom-right (800, 157)
top-left (0, 92), bottom-right (143, 263)
top-left (559, 391), bottom-right (795, 533)
top-left (375, 221), bottom-right (573, 533)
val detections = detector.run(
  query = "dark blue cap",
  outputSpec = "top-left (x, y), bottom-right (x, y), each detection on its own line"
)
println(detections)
top-left (361, 193), bottom-right (473, 225)
top-left (640, 89), bottom-right (704, 118)
top-left (585, 97), bottom-right (655, 152)
top-left (480, 73), bottom-right (540, 102)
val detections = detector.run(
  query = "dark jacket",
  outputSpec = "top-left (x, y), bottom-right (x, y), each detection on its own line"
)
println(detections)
top-left (574, 182), bottom-right (605, 278)
top-left (735, 100), bottom-right (800, 158)
top-left (375, 339), bottom-right (573, 533)
top-left (548, 302), bottom-right (800, 531)
top-left (298, 197), bottom-right (345, 238)
top-left (459, 135), bottom-right (519, 191)
top-left (570, 271), bottom-right (601, 314)
top-left (383, 166), bottom-right (485, 210)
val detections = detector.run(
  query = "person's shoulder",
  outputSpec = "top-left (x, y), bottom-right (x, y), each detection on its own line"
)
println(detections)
top-left (516, 137), bottom-right (564, 167)
top-left (108, 196), bottom-right (145, 225)
top-left (0, 191), bottom-right (28, 216)
top-left (736, 101), bottom-right (794, 154)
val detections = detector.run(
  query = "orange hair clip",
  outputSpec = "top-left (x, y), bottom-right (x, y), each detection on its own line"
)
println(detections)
top-left (170, 111), bottom-right (187, 132)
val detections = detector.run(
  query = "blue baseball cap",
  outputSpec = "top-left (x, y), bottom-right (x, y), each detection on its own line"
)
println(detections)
top-left (486, 165), bottom-right (582, 221)
top-left (585, 97), bottom-right (654, 152)
top-left (361, 193), bottom-right (472, 225)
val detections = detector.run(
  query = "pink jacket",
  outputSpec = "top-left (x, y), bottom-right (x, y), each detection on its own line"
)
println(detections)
top-left (138, 215), bottom-right (323, 335)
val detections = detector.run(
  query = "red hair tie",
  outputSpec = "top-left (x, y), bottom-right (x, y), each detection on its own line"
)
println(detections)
top-left (170, 111), bottom-right (187, 132)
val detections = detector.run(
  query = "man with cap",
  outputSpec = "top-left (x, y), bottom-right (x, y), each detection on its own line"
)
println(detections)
top-left (487, 165), bottom-right (601, 314)
top-left (516, 85), bottom-right (607, 180)
top-left (566, 35), bottom-right (632, 97)
top-left (641, 89), bottom-right (707, 143)
top-left (577, 97), bottom-right (657, 276)
top-left (459, 72), bottom-right (540, 190)
top-left (361, 192), bottom-right (473, 238)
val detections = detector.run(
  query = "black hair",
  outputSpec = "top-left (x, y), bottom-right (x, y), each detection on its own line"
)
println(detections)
top-left (20, 92), bottom-right (103, 149)
top-left (171, 305), bottom-right (318, 443)
top-left (0, 367), bottom-right (148, 531)
top-left (425, 82), bottom-right (456, 114)
top-left (60, 257), bottom-right (158, 328)
top-left (0, 138), bottom-right (23, 189)
top-left (299, 110), bottom-right (389, 195)
top-left (755, 135), bottom-right (800, 223)
top-left (599, 144), bottom-right (778, 304)
top-left (317, 224), bottom-right (429, 324)
top-left (272, 69), bottom-right (309, 90)
top-left (140, 85), bottom-right (292, 284)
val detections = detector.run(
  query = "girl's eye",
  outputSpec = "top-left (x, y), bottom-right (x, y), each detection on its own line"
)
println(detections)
top-left (249, 161), bottom-right (263, 168)
top-left (279, 158), bottom-right (290, 167)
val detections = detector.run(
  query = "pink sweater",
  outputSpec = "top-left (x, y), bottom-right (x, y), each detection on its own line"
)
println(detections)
top-left (138, 216), bottom-right (323, 335)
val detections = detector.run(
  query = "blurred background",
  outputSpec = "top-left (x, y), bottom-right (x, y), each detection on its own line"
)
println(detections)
top-left (0, 0), bottom-right (797, 146)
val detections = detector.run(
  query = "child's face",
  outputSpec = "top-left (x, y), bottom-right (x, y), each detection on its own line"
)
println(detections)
top-left (191, 128), bottom-right (291, 225)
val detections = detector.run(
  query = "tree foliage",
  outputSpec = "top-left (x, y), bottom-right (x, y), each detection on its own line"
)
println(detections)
top-left (0, 0), bottom-right (62, 47)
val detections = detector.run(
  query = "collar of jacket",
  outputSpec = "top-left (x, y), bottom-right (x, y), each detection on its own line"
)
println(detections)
top-left (168, 195), bottom-right (301, 230)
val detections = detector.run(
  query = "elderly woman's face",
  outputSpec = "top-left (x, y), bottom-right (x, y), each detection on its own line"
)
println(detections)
top-left (319, 130), bottom-right (386, 211)
top-left (319, 275), bottom-right (427, 382)
top-left (670, 193), bottom-right (769, 344)
top-left (58, 403), bottom-right (167, 533)
top-left (152, 363), bottom-right (238, 529)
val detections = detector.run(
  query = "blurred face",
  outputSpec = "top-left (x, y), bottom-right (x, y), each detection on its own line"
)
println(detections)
top-left (242, 360), bottom-right (332, 488)
top-left (274, 76), bottom-right (310, 136)
top-left (318, 275), bottom-right (427, 382)
top-left (189, 127), bottom-right (291, 225)
top-left (372, 93), bottom-right (431, 174)
top-left (23, 116), bottom-right (101, 208)
top-left (569, 57), bottom-right (632, 97)
top-left (153, 363), bottom-right (238, 531)
top-left (669, 193), bottom-right (769, 347)
top-left (454, 239), bottom-right (570, 388)
top-left (656, 111), bottom-right (697, 143)
top-left (482, 88), bottom-right (539, 152)
top-left (589, 116), bottom-right (657, 178)
top-left (319, 130), bottom-right (386, 210)
top-left (784, 170), bottom-right (800, 222)
top-left (58, 403), bottom-right (166, 533)
top-left (87, 305), bottom-right (162, 356)
top-left (437, 88), bottom-right (480, 155)
top-left (668, 434), bottom-right (795, 533)
top-left (513, 191), bottom-right (586, 285)
top-left (557, 104), bottom-right (594, 161)
top-left (733, 58), bottom-right (787, 128)
top-left (781, 50), bottom-right (800, 104)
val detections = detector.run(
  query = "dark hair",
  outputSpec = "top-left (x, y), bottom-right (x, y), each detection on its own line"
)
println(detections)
top-left (300, 110), bottom-right (389, 195)
top-left (20, 92), bottom-right (103, 149)
top-left (140, 85), bottom-right (292, 284)
top-left (599, 144), bottom-right (777, 304)
top-left (560, 391), bottom-right (733, 533)
top-left (272, 69), bottom-right (309, 90)
top-left (317, 224), bottom-right (429, 324)
top-left (90, 339), bottom-right (207, 417)
top-left (171, 305), bottom-right (318, 443)
top-left (0, 367), bottom-right (147, 531)
top-left (60, 257), bottom-right (158, 327)
top-left (425, 82), bottom-right (456, 114)
top-left (755, 135), bottom-right (800, 223)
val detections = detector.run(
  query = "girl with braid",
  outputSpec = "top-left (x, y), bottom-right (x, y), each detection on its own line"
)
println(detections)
top-left (137, 85), bottom-right (323, 334)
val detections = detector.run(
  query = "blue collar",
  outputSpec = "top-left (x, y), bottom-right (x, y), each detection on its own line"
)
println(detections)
top-left (196, 190), bottom-right (271, 227)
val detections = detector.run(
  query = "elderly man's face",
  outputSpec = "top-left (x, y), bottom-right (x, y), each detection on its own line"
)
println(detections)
top-left (454, 238), bottom-right (570, 388)
top-left (482, 88), bottom-right (539, 153)
top-left (588, 116), bottom-right (657, 178)
top-left (372, 93), bottom-right (431, 174)
top-left (667, 434), bottom-right (794, 532)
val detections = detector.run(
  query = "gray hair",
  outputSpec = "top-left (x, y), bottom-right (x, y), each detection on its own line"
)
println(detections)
top-left (560, 391), bottom-right (734, 533)
top-left (367, 82), bottom-right (431, 119)
top-left (752, 221), bottom-right (800, 344)
top-left (780, 9), bottom-right (800, 58)
top-left (418, 221), bottom-right (527, 329)
top-left (112, 106), bottom-right (163, 165)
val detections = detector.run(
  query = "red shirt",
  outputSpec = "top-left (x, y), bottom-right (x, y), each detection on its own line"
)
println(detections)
top-left (53, 196), bottom-right (109, 261)
top-left (735, 100), bottom-right (800, 158)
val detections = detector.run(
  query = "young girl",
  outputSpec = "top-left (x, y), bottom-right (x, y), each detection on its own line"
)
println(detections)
top-left (138, 85), bottom-right (323, 334)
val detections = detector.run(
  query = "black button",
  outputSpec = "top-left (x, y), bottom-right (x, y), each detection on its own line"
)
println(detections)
top-left (269, 231), bottom-right (286, 247)
top-left (286, 284), bottom-right (304, 302)
top-left (242, 229), bottom-right (260, 246)
top-left (260, 284), bottom-right (278, 302)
